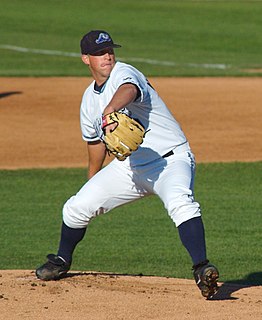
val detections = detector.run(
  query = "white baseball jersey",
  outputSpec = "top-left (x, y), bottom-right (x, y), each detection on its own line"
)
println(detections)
top-left (80, 61), bottom-right (187, 166)
top-left (63, 61), bottom-right (201, 229)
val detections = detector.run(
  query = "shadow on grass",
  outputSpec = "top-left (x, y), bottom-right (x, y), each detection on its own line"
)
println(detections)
top-left (212, 271), bottom-right (262, 301)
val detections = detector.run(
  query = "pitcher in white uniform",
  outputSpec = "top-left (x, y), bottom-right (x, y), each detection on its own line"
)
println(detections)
top-left (36, 30), bottom-right (219, 299)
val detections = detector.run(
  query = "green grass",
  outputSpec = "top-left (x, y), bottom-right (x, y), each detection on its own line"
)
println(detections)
top-left (1, 0), bottom-right (262, 76)
top-left (0, 162), bottom-right (261, 284)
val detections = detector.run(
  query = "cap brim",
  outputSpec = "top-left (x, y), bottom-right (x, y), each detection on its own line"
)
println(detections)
top-left (112, 44), bottom-right (121, 48)
top-left (88, 43), bottom-right (121, 55)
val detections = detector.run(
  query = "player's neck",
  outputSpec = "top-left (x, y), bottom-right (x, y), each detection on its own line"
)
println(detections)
top-left (94, 81), bottom-right (107, 93)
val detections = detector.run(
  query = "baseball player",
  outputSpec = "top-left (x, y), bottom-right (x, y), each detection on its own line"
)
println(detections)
top-left (36, 30), bottom-right (219, 299)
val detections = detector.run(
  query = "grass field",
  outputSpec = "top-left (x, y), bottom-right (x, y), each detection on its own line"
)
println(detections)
top-left (0, 1), bottom-right (261, 286)
top-left (0, 162), bottom-right (261, 283)
top-left (1, 0), bottom-right (262, 76)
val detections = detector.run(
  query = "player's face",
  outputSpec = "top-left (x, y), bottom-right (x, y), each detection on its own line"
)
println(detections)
top-left (82, 48), bottom-right (116, 85)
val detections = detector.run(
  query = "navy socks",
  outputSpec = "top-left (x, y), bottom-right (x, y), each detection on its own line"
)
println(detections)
top-left (57, 222), bottom-right (87, 264)
top-left (57, 217), bottom-right (206, 266)
top-left (178, 217), bottom-right (207, 266)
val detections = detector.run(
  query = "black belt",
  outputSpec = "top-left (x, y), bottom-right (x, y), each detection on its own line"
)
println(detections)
top-left (162, 142), bottom-right (188, 158)
top-left (162, 150), bottom-right (174, 158)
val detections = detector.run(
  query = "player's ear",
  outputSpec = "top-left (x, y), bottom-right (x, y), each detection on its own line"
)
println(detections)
top-left (81, 55), bottom-right (90, 65)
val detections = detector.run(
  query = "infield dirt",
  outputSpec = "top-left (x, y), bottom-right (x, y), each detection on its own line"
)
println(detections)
top-left (0, 77), bottom-right (261, 319)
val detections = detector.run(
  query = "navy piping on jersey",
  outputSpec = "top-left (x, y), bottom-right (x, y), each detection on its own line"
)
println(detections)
top-left (94, 80), bottom-right (107, 93)
top-left (83, 134), bottom-right (99, 141)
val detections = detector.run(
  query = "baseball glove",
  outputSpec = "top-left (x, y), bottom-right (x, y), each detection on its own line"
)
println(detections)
top-left (102, 111), bottom-right (145, 161)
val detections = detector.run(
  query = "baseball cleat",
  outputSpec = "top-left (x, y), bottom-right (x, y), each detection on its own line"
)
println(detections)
top-left (193, 260), bottom-right (219, 299)
top-left (36, 254), bottom-right (71, 280)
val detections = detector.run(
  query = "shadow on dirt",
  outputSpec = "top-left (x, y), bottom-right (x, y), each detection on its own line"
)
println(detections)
top-left (63, 271), bottom-right (145, 279)
top-left (62, 271), bottom-right (262, 301)
top-left (212, 271), bottom-right (262, 301)
top-left (0, 91), bottom-right (22, 99)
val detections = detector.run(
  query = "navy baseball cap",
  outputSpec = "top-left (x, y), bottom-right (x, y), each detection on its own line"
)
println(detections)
top-left (80, 30), bottom-right (121, 55)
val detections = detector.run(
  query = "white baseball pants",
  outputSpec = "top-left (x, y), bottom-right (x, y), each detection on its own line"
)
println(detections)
top-left (63, 143), bottom-right (201, 229)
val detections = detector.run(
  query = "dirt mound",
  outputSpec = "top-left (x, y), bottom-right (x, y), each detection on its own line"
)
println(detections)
top-left (1, 270), bottom-right (261, 320)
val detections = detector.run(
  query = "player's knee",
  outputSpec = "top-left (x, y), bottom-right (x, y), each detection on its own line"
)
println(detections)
top-left (167, 195), bottom-right (201, 227)
top-left (62, 195), bottom-right (94, 229)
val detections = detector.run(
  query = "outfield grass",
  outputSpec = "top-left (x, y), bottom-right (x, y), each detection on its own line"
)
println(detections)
top-left (1, 0), bottom-right (262, 76)
top-left (0, 162), bottom-right (261, 283)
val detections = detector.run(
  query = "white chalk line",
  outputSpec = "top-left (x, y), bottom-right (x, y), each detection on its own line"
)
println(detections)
top-left (0, 44), bottom-right (229, 70)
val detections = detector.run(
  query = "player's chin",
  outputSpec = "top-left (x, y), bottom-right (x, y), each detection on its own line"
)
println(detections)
top-left (102, 64), bottom-right (113, 72)
top-left (101, 66), bottom-right (114, 77)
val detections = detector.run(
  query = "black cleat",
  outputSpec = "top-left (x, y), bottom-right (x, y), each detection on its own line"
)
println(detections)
top-left (193, 260), bottom-right (219, 299)
top-left (36, 254), bottom-right (71, 280)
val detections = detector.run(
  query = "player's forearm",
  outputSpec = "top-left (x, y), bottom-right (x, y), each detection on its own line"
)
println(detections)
top-left (88, 164), bottom-right (103, 180)
top-left (88, 156), bottom-right (105, 179)
top-left (103, 83), bottom-right (137, 114)
top-left (87, 142), bottom-right (106, 179)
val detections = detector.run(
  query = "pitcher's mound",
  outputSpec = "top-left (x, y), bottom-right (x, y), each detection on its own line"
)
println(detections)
top-left (0, 270), bottom-right (261, 320)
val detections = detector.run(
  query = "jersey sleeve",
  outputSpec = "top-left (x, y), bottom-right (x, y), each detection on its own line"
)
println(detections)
top-left (80, 92), bottom-right (100, 142)
top-left (113, 64), bottom-right (148, 103)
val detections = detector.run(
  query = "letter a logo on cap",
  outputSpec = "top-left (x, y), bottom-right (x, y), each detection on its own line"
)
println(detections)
top-left (95, 33), bottom-right (111, 44)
